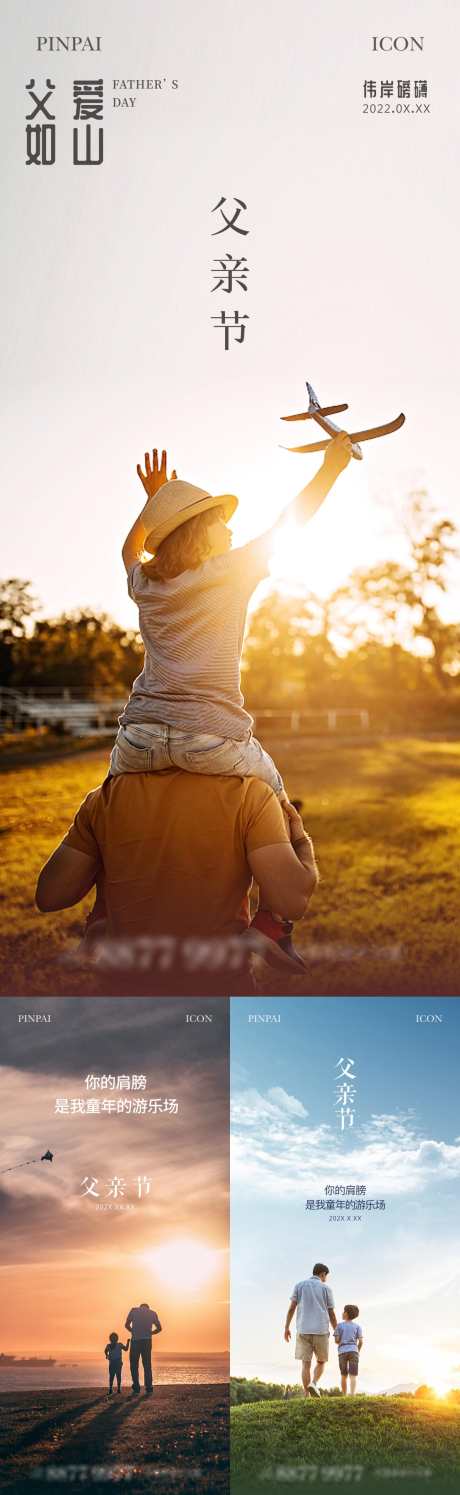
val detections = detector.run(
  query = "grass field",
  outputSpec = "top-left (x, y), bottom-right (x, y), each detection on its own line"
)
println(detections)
top-left (230, 1394), bottom-right (460, 1492)
top-left (1, 734), bottom-right (459, 995)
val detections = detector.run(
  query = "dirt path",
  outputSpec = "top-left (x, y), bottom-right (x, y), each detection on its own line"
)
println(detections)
top-left (0, 1385), bottom-right (229, 1492)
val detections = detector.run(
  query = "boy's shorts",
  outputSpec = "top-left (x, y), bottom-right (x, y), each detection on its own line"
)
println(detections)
top-left (295, 1333), bottom-right (329, 1363)
top-left (111, 723), bottom-right (284, 795)
top-left (339, 1351), bottom-right (359, 1376)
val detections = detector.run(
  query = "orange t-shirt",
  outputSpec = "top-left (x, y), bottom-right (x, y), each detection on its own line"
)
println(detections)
top-left (64, 771), bottom-right (289, 939)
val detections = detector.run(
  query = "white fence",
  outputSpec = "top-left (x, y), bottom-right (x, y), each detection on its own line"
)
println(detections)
top-left (0, 688), bottom-right (370, 738)
top-left (253, 708), bottom-right (370, 732)
top-left (0, 688), bottom-right (125, 737)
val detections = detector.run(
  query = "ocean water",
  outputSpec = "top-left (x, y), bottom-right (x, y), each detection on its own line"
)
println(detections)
top-left (0, 1354), bottom-right (229, 1391)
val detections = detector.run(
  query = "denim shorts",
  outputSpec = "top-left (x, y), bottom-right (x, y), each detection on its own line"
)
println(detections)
top-left (339, 1351), bottom-right (359, 1376)
top-left (110, 722), bottom-right (284, 796)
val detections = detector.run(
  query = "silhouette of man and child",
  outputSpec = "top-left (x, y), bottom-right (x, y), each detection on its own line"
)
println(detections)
top-left (104, 1301), bottom-right (162, 1397)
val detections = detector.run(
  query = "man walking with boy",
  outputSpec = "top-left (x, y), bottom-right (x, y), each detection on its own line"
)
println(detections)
top-left (284, 1262), bottom-right (337, 1397)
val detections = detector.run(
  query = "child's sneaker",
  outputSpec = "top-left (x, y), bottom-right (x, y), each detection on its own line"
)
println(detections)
top-left (248, 911), bottom-right (306, 973)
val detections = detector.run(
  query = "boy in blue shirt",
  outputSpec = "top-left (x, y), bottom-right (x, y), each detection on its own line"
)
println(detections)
top-left (334, 1304), bottom-right (363, 1395)
top-left (104, 1331), bottom-right (130, 1395)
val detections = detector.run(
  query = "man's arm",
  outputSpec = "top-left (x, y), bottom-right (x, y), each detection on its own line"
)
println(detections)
top-left (284, 1300), bottom-right (297, 1343)
top-left (122, 447), bottom-right (177, 572)
top-left (125, 1314), bottom-right (133, 1332)
top-left (152, 1315), bottom-right (162, 1335)
top-left (35, 842), bottom-right (98, 912)
top-left (249, 803), bottom-right (318, 922)
top-left (326, 1285), bottom-right (337, 1331)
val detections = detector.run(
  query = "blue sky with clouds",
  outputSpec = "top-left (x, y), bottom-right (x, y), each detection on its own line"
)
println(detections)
top-left (230, 998), bottom-right (460, 1394)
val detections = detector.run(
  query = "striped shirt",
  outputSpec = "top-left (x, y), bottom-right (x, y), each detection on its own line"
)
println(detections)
top-left (120, 536), bottom-right (270, 740)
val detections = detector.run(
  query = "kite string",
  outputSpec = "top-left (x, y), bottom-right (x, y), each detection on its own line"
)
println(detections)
top-left (0, 1159), bottom-right (39, 1174)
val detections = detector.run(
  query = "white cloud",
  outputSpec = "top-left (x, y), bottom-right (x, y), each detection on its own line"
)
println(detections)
top-left (266, 1087), bottom-right (310, 1118)
top-left (231, 1088), bottom-right (460, 1197)
top-left (231, 1087), bottom-right (309, 1123)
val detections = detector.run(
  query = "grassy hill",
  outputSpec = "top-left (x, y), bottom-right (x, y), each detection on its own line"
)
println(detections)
top-left (231, 1394), bottom-right (460, 1493)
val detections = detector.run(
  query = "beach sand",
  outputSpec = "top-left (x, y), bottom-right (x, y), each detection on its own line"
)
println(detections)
top-left (0, 1384), bottom-right (229, 1492)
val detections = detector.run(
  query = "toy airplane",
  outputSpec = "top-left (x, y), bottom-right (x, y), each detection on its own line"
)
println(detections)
top-left (281, 381), bottom-right (405, 460)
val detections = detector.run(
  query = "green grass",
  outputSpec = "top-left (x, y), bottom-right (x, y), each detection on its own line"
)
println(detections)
top-left (269, 732), bottom-right (460, 994)
top-left (231, 1395), bottom-right (460, 1492)
top-left (0, 748), bottom-right (105, 997)
top-left (1, 735), bottom-right (459, 995)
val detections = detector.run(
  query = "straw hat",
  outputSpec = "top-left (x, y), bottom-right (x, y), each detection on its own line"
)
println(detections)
top-left (144, 479), bottom-right (238, 554)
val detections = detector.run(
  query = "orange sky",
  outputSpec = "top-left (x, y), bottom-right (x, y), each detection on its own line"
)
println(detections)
top-left (0, 1258), bottom-right (228, 1358)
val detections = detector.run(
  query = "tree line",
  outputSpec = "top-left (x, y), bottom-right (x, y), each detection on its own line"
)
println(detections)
top-left (230, 1377), bottom-right (460, 1405)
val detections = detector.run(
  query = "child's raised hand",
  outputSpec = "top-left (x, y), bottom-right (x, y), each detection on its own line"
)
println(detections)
top-left (137, 448), bottom-right (178, 498)
top-left (322, 431), bottom-right (353, 479)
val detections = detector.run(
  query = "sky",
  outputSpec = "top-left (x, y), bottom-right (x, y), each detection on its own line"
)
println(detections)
top-left (230, 996), bottom-right (460, 1395)
top-left (0, 997), bottom-right (229, 1358)
top-left (2, 0), bottom-right (460, 632)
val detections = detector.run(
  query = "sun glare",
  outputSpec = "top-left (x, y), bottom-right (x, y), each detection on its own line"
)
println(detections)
top-left (264, 463), bottom-right (378, 598)
top-left (268, 517), bottom-right (351, 597)
top-left (142, 1237), bottom-right (221, 1292)
top-left (269, 524), bottom-right (311, 590)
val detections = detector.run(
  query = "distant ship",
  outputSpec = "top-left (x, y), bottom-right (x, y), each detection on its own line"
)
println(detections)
top-left (0, 1353), bottom-right (56, 1366)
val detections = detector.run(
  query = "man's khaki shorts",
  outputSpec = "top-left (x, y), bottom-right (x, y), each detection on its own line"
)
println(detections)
top-left (295, 1333), bottom-right (329, 1363)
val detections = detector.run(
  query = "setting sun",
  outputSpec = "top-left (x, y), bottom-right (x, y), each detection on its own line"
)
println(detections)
top-left (142, 1238), bottom-right (221, 1292)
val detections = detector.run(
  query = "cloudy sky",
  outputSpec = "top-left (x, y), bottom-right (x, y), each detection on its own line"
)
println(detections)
top-left (231, 996), bottom-right (460, 1394)
top-left (1, 0), bottom-right (460, 630)
top-left (0, 998), bottom-right (229, 1357)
